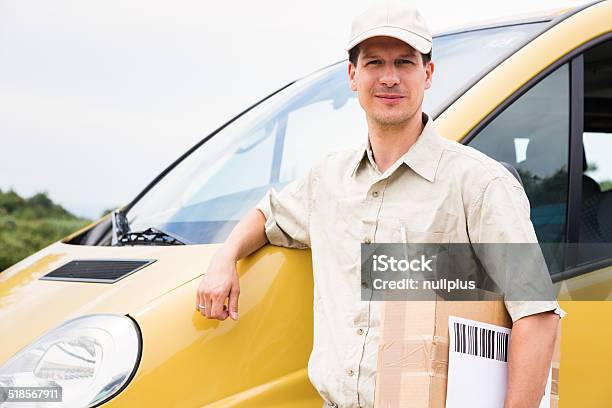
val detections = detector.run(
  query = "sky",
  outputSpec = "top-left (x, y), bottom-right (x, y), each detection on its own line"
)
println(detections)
top-left (0, 0), bottom-right (590, 219)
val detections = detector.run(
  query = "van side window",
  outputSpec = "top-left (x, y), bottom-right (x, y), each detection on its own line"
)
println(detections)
top-left (468, 64), bottom-right (571, 274)
top-left (578, 40), bottom-right (612, 264)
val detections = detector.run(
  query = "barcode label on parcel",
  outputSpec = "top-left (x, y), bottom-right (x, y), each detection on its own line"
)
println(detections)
top-left (447, 316), bottom-right (551, 408)
top-left (452, 320), bottom-right (509, 362)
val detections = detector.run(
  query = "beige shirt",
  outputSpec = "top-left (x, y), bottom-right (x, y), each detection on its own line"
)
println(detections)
top-left (256, 114), bottom-right (564, 408)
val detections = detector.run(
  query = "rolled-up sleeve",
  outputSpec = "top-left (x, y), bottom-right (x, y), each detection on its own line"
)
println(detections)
top-left (467, 175), bottom-right (566, 323)
top-left (255, 170), bottom-right (313, 249)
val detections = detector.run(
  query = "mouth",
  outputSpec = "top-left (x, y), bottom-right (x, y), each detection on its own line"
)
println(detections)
top-left (374, 94), bottom-right (406, 105)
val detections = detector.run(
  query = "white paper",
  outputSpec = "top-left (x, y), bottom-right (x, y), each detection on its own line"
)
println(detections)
top-left (446, 316), bottom-right (551, 408)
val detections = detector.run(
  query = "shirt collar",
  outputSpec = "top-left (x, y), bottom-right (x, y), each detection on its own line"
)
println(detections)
top-left (348, 113), bottom-right (444, 183)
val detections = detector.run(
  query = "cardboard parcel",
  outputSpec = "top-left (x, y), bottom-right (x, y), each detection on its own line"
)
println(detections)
top-left (374, 296), bottom-right (561, 408)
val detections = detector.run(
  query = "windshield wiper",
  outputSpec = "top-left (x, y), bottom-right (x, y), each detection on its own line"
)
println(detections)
top-left (118, 227), bottom-right (185, 246)
top-left (111, 210), bottom-right (184, 246)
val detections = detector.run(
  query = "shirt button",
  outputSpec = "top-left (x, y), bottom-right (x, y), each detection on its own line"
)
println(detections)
top-left (372, 191), bottom-right (379, 198)
top-left (364, 238), bottom-right (371, 244)
top-left (357, 328), bottom-right (364, 335)
top-left (347, 368), bottom-right (355, 377)
top-left (361, 281), bottom-right (368, 289)
top-left (327, 402), bottom-right (338, 408)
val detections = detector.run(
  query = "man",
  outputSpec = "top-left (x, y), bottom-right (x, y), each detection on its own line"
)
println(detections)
top-left (196, 2), bottom-right (564, 407)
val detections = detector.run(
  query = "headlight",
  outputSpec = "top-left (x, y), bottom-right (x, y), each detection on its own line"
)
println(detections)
top-left (0, 314), bottom-right (140, 407)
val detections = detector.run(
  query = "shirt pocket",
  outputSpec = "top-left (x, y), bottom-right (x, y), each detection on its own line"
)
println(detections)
top-left (397, 211), bottom-right (457, 244)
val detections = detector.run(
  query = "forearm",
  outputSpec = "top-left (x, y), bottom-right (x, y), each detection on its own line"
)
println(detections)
top-left (504, 311), bottom-right (559, 408)
top-left (218, 208), bottom-right (269, 261)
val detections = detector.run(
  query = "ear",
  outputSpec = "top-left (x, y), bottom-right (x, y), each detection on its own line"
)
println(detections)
top-left (424, 61), bottom-right (434, 90)
top-left (348, 62), bottom-right (357, 92)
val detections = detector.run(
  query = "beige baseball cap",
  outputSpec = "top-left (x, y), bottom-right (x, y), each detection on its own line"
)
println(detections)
top-left (346, 1), bottom-right (432, 54)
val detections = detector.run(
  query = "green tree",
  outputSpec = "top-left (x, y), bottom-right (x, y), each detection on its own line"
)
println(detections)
top-left (0, 190), bottom-right (91, 271)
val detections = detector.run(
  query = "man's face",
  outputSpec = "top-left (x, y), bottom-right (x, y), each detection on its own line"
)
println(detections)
top-left (348, 36), bottom-right (434, 128)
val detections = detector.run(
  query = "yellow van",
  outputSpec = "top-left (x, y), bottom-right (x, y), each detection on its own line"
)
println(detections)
top-left (1, 1), bottom-right (611, 406)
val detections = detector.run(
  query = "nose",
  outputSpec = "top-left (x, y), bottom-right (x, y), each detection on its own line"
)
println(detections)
top-left (379, 65), bottom-right (400, 87)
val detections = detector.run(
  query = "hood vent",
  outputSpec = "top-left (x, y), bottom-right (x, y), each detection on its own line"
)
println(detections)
top-left (40, 259), bottom-right (155, 283)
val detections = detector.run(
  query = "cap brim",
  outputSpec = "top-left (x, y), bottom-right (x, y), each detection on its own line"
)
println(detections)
top-left (346, 26), bottom-right (432, 54)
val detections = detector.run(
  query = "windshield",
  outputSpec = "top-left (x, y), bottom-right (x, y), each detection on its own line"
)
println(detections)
top-left (126, 22), bottom-right (547, 244)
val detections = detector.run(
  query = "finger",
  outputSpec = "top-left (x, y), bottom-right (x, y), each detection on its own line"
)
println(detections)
top-left (219, 304), bottom-right (229, 321)
top-left (204, 293), bottom-right (213, 319)
top-left (196, 287), bottom-right (204, 314)
top-left (198, 298), bottom-right (207, 316)
top-left (210, 293), bottom-right (226, 319)
top-left (196, 287), bottom-right (204, 312)
top-left (228, 286), bottom-right (240, 320)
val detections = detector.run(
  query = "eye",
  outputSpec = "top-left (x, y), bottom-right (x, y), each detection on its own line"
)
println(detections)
top-left (366, 60), bottom-right (381, 66)
top-left (397, 59), bottom-right (413, 65)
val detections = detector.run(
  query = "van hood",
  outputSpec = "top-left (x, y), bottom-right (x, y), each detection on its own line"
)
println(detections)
top-left (0, 241), bottom-right (218, 365)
